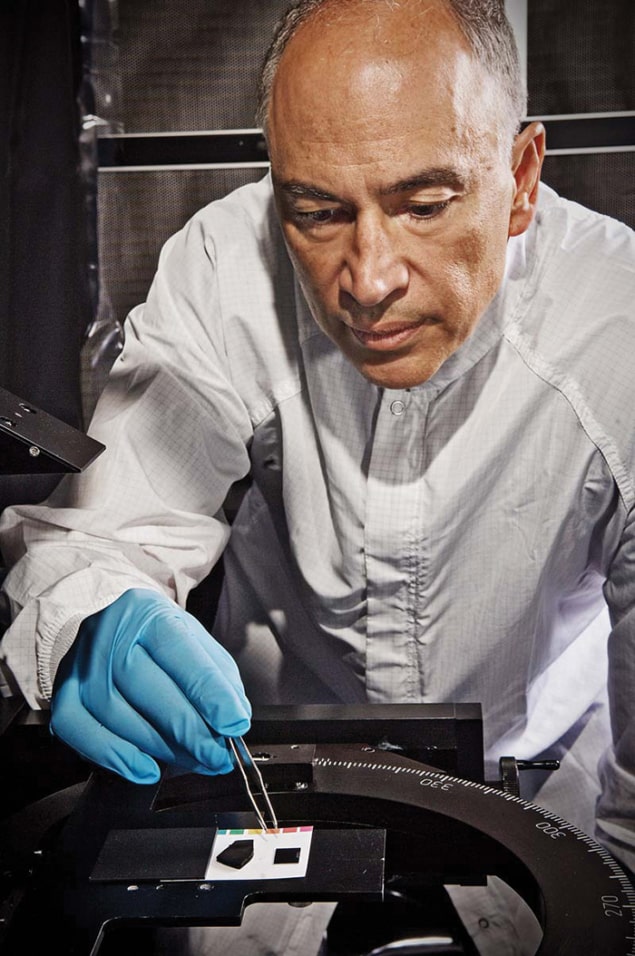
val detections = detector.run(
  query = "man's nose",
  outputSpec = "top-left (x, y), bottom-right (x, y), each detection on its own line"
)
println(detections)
top-left (339, 213), bottom-right (409, 308)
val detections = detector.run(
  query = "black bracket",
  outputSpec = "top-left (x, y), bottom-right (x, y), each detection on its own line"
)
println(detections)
top-left (0, 386), bottom-right (105, 475)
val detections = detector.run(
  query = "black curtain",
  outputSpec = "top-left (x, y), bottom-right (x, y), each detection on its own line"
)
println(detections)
top-left (0, 0), bottom-right (89, 508)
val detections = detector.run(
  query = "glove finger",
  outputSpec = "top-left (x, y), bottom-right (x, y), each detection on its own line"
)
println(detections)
top-left (126, 595), bottom-right (247, 694)
top-left (51, 676), bottom-right (161, 784)
top-left (57, 633), bottom-right (232, 775)
top-left (135, 615), bottom-right (252, 736)
top-left (101, 590), bottom-right (251, 729)
top-left (180, 611), bottom-right (248, 687)
top-left (107, 643), bottom-right (237, 772)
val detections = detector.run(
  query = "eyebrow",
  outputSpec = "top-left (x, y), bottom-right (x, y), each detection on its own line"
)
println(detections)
top-left (274, 167), bottom-right (468, 203)
top-left (380, 167), bottom-right (468, 196)
top-left (275, 180), bottom-right (340, 203)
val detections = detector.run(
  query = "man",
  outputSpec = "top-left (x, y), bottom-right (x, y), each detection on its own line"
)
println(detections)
top-left (1, 0), bottom-right (634, 952)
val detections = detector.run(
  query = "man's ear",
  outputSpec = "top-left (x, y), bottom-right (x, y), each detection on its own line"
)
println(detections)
top-left (508, 121), bottom-right (546, 238)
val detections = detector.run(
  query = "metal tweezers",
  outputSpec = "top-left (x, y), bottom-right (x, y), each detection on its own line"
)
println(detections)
top-left (228, 736), bottom-right (279, 831)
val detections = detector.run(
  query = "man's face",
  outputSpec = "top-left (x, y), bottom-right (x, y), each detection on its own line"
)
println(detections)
top-left (267, 1), bottom-right (539, 389)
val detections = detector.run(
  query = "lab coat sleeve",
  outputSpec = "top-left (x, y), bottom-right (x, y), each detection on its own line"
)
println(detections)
top-left (597, 503), bottom-right (635, 874)
top-left (0, 212), bottom-right (254, 709)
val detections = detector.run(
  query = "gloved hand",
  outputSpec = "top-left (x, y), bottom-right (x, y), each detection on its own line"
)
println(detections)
top-left (50, 588), bottom-right (251, 784)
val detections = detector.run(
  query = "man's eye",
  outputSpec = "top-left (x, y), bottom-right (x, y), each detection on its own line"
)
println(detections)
top-left (408, 200), bottom-right (450, 220)
top-left (292, 206), bottom-right (346, 229)
top-left (299, 208), bottom-right (337, 223)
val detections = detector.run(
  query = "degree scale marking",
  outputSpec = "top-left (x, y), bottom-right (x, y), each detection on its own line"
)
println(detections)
top-left (313, 752), bottom-right (635, 954)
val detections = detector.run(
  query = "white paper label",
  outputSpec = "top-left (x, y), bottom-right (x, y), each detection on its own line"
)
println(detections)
top-left (205, 826), bottom-right (313, 881)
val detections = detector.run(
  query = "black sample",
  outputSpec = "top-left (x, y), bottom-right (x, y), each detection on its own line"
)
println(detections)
top-left (273, 846), bottom-right (301, 865)
top-left (216, 839), bottom-right (254, 870)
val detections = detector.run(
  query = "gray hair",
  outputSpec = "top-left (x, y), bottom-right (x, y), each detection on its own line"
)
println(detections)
top-left (256, 0), bottom-right (526, 144)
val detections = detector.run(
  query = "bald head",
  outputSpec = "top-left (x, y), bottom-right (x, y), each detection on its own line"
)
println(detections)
top-left (267, 1), bottom-right (491, 172)
top-left (257, 0), bottom-right (525, 149)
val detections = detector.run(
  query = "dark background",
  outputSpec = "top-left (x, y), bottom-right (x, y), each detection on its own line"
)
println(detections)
top-left (0, 0), bottom-right (90, 506)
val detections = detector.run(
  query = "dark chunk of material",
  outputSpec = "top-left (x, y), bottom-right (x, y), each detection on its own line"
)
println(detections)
top-left (216, 839), bottom-right (254, 869)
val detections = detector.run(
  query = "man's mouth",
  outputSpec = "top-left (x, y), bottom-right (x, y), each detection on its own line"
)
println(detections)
top-left (349, 322), bottom-right (422, 350)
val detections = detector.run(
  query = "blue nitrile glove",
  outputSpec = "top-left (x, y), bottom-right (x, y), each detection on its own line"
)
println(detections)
top-left (50, 588), bottom-right (251, 784)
